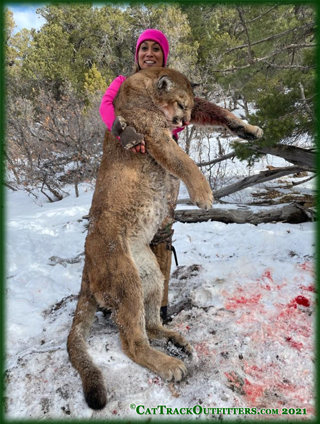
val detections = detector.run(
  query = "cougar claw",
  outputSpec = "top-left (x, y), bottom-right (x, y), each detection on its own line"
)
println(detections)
top-left (118, 116), bottom-right (127, 131)
top-left (254, 126), bottom-right (263, 139)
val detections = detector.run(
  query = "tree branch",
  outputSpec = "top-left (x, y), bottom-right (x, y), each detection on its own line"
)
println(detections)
top-left (298, 82), bottom-right (313, 115)
top-left (263, 61), bottom-right (315, 70)
top-left (237, 7), bottom-right (254, 63)
top-left (213, 43), bottom-right (316, 73)
top-left (247, 144), bottom-right (315, 170)
top-left (292, 174), bottom-right (316, 186)
top-left (242, 5), bottom-right (279, 24)
top-left (226, 22), bottom-right (314, 53)
top-left (213, 166), bottom-right (308, 199)
top-left (196, 152), bottom-right (235, 167)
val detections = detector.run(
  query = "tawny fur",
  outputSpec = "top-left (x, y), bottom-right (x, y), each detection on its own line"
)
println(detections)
top-left (67, 68), bottom-right (213, 410)
top-left (191, 97), bottom-right (263, 140)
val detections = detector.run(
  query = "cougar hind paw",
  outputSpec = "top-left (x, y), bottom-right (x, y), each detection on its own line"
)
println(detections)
top-left (159, 357), bottom-right (187, 382)
top-left (228, 120), bottom-right (263, 141)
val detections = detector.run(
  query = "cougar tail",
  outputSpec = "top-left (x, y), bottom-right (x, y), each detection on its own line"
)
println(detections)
top-left (67, 284), bottom-right (107, 410)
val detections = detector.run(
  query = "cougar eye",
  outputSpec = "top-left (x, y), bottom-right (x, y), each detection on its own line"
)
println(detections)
top-left (177, 102), bottom-right (184, 110)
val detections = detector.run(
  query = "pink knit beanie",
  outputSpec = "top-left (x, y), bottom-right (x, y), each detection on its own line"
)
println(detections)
top-left (135, 29), bottom-right (170, 66)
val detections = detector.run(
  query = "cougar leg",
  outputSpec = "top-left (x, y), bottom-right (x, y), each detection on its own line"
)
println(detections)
top-left (151, 241), bottom-right (172, 309)
top-left (115, 288), bottom-right (187, 382)
top-left (132, 243), bottom-right (192, 356)
top-left (97, 239), bottom-right (186, 382)
top-left (67, 268), bottom-right (107, 410)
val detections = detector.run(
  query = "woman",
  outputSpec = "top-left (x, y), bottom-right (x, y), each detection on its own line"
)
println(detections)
top-left (99, 29), bottom-right (263, 320)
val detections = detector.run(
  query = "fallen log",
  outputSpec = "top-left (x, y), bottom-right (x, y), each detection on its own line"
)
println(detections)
top-left (174, 202), bottom-right (314, 224)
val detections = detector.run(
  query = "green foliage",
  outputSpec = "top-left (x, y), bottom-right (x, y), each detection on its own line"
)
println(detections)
top-left (232, 142), bottom-right (262, 167)
top-left (84, 64), bottom-right (108, 95)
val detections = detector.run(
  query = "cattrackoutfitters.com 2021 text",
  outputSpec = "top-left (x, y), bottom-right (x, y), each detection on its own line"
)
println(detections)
top-left (130, 404), bottom-right (308, 416)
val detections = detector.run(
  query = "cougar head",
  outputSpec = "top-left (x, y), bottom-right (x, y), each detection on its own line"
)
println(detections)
top-left (154, 71), bottom-right (194, 129)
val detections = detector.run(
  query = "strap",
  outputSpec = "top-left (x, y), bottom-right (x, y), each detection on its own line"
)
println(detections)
top-left (167, 244), bottom-right (179, 266)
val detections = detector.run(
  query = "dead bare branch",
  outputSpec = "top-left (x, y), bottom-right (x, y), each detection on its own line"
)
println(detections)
top-left (196, 152), bottom-right (235, 167)
top-left (213, 166), bottom-right (308, 199)
top-left (261, 61), bottom-right (315, 70)
top-left (237, 7), bottom-right (254, 63)
top-left (226, 22), bottom-right (314, 53)
top-left (299, 82), bottom-right (313, 115)
top-left (242, 5), bottom-right (279, 24)
top-left (292, 174), bottom-right (316, 186)
top-left (48, 252), bottom-right (85, 267)
top-left (213, 43), bottom-right (316, 73)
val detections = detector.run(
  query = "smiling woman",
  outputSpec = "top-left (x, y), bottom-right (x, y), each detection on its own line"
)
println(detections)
top-left (7, 5), bottom-right (46, 33)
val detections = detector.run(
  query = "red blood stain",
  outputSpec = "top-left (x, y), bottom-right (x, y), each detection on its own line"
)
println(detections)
top-left (295, 296), bottom-right (310, 307)
top-left (285, 337), bottom-right (304, 351)
top-left (225, 371), bottom-right (243, 389)
top-left (225, 294), bottom-right (262, 310)
top-left (276, 379), bottom-right (296, 391)
top-left (195, 342), bottom-right (210, 356)
top-left (261, 270), bottom-right (275, 290)
top-left (244, 363), bottom-right (264, 378)
top-left (288, 296), bottom-right (310, 308)
top-left (300, 284), bottom-right (315, 293)
top-left (276, 305), bottom-right (311, 338)
top-left (298, 262), bottom-right (314, 274)
top-left (148, 376), bottom-right (164, 386)
top-left (262, 270), bottom-right (273, 282)
top-left (243, 379), bottom-right (265, 403)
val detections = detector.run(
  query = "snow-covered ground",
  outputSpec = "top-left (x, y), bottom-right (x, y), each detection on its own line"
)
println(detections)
top-left (4, 153), bottom-right (315, 420)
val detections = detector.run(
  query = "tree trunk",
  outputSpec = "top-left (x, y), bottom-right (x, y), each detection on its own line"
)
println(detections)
top-left (175, 202), bottom-right (314, 225)
top-left (184, 125), bottom-right (196, 155)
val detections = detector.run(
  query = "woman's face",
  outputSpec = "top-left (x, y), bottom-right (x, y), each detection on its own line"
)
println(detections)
top-left (138, 40), bottom-right (164, 69)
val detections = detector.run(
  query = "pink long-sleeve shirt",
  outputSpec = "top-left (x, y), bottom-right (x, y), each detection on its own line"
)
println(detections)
top-left (99, 75), bottom-right (185, 140)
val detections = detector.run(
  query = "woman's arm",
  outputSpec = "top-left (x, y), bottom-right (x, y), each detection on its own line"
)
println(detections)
top-left (99, 76), bottom-right (127, 130)
top-left (191, 97), bottom-right (263, 140)
top-left (100, 75), bottom-right (146, 153)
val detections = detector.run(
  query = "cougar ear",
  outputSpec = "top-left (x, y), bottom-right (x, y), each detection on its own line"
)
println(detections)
top-left (157, 75), bottom-right (174, 92)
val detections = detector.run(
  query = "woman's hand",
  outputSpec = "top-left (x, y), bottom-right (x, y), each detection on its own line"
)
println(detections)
top-left (131, 140), bottom-right (146, 154)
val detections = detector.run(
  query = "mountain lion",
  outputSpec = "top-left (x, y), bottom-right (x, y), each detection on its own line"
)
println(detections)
top-left (67, 67), bottom-right (262, 410)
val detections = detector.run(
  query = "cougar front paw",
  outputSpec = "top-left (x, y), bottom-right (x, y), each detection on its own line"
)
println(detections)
top-left (120, 126), bottom-right (144, 150)
top-left (188, 177), bottom-right (213, 210)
